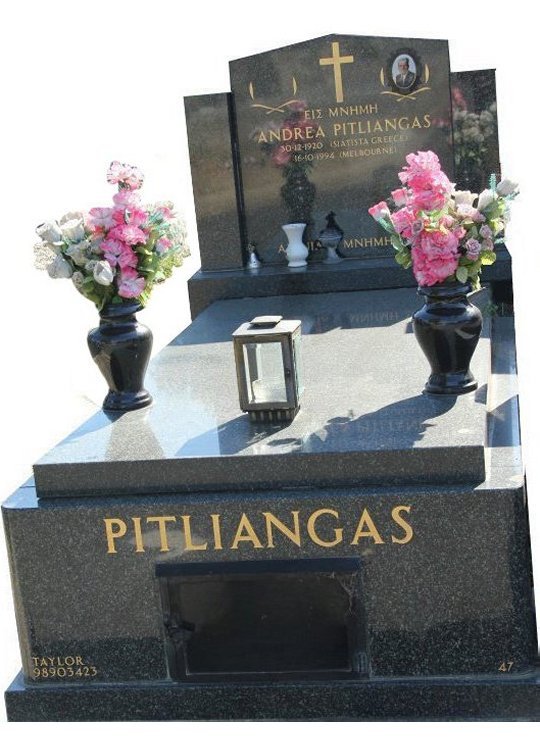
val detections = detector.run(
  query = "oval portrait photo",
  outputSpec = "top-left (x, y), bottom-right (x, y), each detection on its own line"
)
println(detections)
top-left (392, 55), bottom-right (417, 91)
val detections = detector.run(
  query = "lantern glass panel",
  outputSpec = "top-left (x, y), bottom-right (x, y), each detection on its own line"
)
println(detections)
top-left (243, 341), bottom-right (287, 404)
top-left (293, 330), bottom-right (304, 395)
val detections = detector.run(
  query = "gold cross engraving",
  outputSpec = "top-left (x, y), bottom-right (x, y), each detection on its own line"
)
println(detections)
top-left (319, 42), bottom-right (354, 103)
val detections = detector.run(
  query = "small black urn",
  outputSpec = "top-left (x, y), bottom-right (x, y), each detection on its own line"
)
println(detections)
top-left (87, 301), bottom-right (153, 411)
top-left (412, 282), bottom-right (483, 395)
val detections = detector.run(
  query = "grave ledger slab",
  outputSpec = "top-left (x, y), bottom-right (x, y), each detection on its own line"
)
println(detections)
top-left (3, 287), bottom-right (539, 720)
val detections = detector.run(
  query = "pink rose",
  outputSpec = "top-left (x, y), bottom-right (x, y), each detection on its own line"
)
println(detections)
top-left (100, 238), bottom-right (128, 257)
top-left (107, 161), bottom-right (144, 190)
top-left (411, 229), bottom-right (459, 286)
top-left (398, 151), bottom-right (453, 212)
top-left (113, 189), bottom-right (142, 210)
top-left (118, 267), bottom-right (146, 298)
top-left (124, 208), bottom-right (148, 227)
top-left (391, 207), bottom-right (416, 239)
top-left (100, 238), bottom-right (138, 269)
top-left (109, 224), bottom-right (148, 245)
top-left (368, 201), bottom-right (390, 221)
top-left (391, 188), bottom-right (408, 206)
top-left (87, 207), bottom-right (116, 231)
top-left (399, 150), bottom-right (444, 186)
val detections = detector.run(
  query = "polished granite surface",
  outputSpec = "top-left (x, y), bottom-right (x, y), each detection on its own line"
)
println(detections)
top-left (33, 287), bottom-right (491, 497)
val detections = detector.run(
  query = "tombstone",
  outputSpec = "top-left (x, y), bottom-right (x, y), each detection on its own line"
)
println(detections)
top-left (185, 35), bottom-right (511, 318)
top-left (2, 35), bottom-right (539, 721)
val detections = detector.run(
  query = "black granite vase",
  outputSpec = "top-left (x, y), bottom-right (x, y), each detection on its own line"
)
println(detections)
top-left (412, 282), bottom-right (483, 395)
top-left (87, 301), bottom-right (153, 411)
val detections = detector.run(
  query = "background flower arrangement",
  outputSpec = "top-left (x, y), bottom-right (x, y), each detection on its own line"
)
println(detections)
top-left (368, 150), bottom-right (518, 287)
top-left (34, 161), bottom-right (189, 309)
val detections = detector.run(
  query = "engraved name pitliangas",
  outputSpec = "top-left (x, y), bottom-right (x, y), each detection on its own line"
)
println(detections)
top-left (103, 506), bottom-right (413, 554)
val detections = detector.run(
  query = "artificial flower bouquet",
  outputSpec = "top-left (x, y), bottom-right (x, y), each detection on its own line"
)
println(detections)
top-left (34, 161), bottom-right (189, 309)
top-left (368, 150), bottom-right (518, 288)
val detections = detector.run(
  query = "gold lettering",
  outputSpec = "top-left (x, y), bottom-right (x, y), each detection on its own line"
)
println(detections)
top-left (231, 513), bottom-right (264, 549)
top-left (268, 129), bottom-right (281, 142)
top-left (132, 516), bottom-right (145, 553)
top-left (76, 656), bottom-right (84, 666)
top-left (351, 508), bottom-right (384, 545)
top-left (104, 518), bottom-right (127, 554)
top-left (257, 131), bottom-right (267, 143)
top-left (307, 509), bottom-right (343, 547)
top-left (147, 516), bottom-right (176, 552)
top-left (65, 656), bottom-right (75, 667)
top-left (423, 114), bottom-right (431, 127)
top-left (264, 511), bottom-right (301, 548)
top-left (181, 515), bottom-right (208, 551)
top-left (411, 116), bottom-right (422, 128)
top-left (211, 514), bottom-right (223, 550)
top-left (391, 505), bottom-right (414, 544)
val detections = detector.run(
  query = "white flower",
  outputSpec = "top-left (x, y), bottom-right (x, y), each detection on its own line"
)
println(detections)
top-left (60, 217), bottom-right (86, 243)
top-left (65, 240), bottom-right (90, 267)
top-left (59, 211), bottom-right (84, 225)
top-left (71, 271), bottom-right (85, 289)
top-left (496, 178), bottom-right (519, 197)
top-left (47, 254), bottom-right (73, 279)
top-left (477, 189), bottom-right (497, 212)
top-left (93, 260), bottom-right (114, 286)
top-left (33, 242), bottom-right (57, 270)
top-left (36, 221), bottom-right (63, 244)
top-left (453, 190), bottom-right (477, 205)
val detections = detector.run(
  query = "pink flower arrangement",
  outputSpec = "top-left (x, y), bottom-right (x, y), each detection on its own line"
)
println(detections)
top-left (368, 150), bottom-right (518, 287)
top-left (34, 161), bottom-right (189, 309)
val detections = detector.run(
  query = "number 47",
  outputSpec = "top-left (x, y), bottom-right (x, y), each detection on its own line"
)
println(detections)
top-left (498, 661), bottom-right (514, 672)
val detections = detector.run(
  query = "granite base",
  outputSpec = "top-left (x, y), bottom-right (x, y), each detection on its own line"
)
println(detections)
top-left (6, 669), bottom-right (540, 721)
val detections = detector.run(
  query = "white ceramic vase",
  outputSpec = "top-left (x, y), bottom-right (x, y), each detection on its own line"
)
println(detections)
top-left (282, 223), bottom-right (308, 268)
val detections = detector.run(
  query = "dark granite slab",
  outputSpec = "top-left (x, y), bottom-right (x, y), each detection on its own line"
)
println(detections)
top-left (229, 34), bottom-right (454, 263)
top-left (4, 309), bottom-right (537, 720)
top-left (187, 246), bottom-right (512, 318)
top-left (451, 69), bottom-right (500, 194)
top-left (184, 93), bottom-right (246, 271)
top-left (32, 287), bottom-right (492, 498)
top-left (6, 670), bottom-right (540, 721)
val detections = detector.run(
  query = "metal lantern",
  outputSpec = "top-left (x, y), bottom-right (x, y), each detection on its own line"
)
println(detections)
top-left (233, 315), bottom-right (303, 422)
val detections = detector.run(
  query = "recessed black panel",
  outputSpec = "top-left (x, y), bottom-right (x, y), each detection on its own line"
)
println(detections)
top-left (159, 560), bottom-right (367, 680)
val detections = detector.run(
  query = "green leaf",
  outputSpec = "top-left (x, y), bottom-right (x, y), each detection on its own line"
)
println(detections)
top-left (390, 235), bottom-right (405, 251)
top-left (456, 266), bottom-right (469, 283)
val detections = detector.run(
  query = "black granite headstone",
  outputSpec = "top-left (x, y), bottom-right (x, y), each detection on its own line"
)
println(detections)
top-left (229, 34), bottom-right (454, 263)
top-left (184, 93), bottom-right (246, 270)
top-left (450, 69), bottom-right (501, 193)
